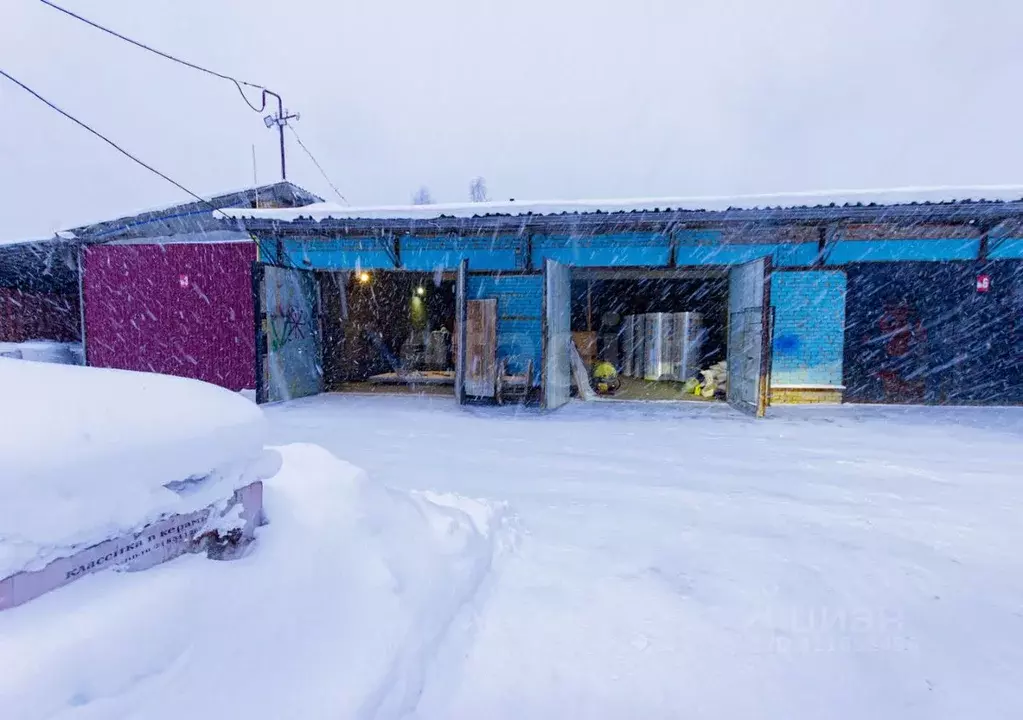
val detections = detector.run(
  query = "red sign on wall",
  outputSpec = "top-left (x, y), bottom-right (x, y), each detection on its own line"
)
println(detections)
top-left (178, 274), bottom-right (190, 289)
top-left (976, 274), bottom-right (991, 293)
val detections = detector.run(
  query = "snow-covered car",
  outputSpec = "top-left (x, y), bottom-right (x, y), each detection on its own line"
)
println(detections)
top-left (0, 358), bottom-right (502, 719)
top-left (0, 358), bottom-right (276, 611)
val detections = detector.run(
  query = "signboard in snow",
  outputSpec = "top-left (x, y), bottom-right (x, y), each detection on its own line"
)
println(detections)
top-left (977, 274), bottom-right (991, 293)
top-left (179, 273), bottom-right (190, 289)
top-left (0, 481), bottom-right (263, 612)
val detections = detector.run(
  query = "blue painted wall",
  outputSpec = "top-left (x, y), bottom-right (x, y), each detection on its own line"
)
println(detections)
top-left (402, 235), bottom-right (521, 271)
top-left (262, 230), bottom-right (996, 272)
top-left (467, 274), bottom-right (543, 384)
top-left (282, 237), bottom-right (394, 270)
top-left (674, 242), bottom-right (819, 266)
top-left (770, 271), bottom-right (847, 387)
top-left (989, 238), bottom-right (1023, 260)
top-left (532, 233), bottom-right (670, 268)
top-left (825, 238), bottom-right (980, 264)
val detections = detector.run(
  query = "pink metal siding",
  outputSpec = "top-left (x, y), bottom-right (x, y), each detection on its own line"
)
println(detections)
top-left (83, 242), bottom-right (257, 391)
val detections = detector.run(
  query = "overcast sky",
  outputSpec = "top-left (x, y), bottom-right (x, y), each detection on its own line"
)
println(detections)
top-left (1, 0), bottom-right (1021, 241)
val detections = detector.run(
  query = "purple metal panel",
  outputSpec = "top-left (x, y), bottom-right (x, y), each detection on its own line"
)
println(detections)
top-left (83, 242), bottom-right (257, 390)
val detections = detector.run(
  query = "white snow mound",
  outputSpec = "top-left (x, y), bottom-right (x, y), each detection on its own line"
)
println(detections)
top-left (0, 443), bottom-right (510, 720)
top-left (0, 359), bottom-right (271, 575)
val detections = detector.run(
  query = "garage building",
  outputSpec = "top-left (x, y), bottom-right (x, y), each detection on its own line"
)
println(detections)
top-left (224, 189), bottom-right (1023, 414)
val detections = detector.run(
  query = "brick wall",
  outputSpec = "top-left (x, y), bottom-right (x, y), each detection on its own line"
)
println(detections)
top-left (532, 232), bottom-right (671, 268)
top-left (267, 228), bottom-right (1021, 273)
top-left (770, 270), bottom-right (847, 387)
top-left (0, 288), bottom-right (80, 343)
top-left (843, 261), bottom-right (1023, 405)
top-left (404, 235), bottom-right (521, 271)
top-left (281, 236), bottom-right (394, 270)
top-left (467, 274), bottom-right (542, 383)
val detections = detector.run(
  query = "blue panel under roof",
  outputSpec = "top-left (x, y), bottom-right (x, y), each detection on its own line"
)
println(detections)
top-left (825, 239), bottom-right (980, 264)
top-left (284, 237), bottom-right (394, 270)
top-left (402, 235), bottom-right (520, 271)
top-left (989, 238), bottom-right (1023, 259)
top-left (532, 232), bottom-right (670, 268)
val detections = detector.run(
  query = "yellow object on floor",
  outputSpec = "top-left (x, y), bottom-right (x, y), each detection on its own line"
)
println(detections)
top-left (592, 361), bottom-right (620, 395)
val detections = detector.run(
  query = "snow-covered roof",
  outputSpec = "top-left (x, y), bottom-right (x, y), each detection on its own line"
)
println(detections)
top-left (220, 185), bottom-right (1023, 223)
top-left (69, 181), bottom-right (322, 240)
top-left (0, 235), bottom-right (59, 249)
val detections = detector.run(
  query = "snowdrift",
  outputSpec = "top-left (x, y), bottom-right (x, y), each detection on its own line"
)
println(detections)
top-left (0, 443), bottom-right (508, 720)
top-left (0, 358), bottom-right (276, 578)
top-left (0, 340), bottom-right (82, 365)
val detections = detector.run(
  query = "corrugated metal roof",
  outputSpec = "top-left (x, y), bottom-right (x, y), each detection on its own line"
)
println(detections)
top-left (70, 181), bottom-right (323, 241)
top-left (220, 186), bottom-right (1023, 224)
top-left (0, 182), bottom-right (323, 294)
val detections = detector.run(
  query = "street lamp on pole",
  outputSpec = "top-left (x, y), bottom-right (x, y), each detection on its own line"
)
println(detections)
top-left (261, 90), bottom-right (299, 181)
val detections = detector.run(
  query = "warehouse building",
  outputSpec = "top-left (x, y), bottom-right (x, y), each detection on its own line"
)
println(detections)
top-left (224, 188), bottom-right (1023, 415)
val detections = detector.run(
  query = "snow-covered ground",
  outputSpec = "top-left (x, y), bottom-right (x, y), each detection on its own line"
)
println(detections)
top-left (0, 362), bottom-right (508, 720)
top-left (1, 443), bottom-right (507, 720)
top-left (0, 340), bottom-right (82, 365)
top-left (263, 395), bottom-right (1023, 719)
top-left (4, 383), bottom-right (1022, 719)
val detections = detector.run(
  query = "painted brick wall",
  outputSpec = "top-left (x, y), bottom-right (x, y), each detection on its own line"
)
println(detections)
top-left (467, 274), bottom-right (542, 383)
top-left (770, 270), bottom-right (847, 387)
top-left (532, 233), bottom-right (671, 268)
top-left (83, 242), bottom-right (257, 391)
top-left (675, 242), bottom-right (819, 266)
top-left (282, 237), bottom-right (394, 270)
top-left (403, 235), bottom-right (521, 271)
top-left (258, 228), bottom-right (1020, 273)
top-left (825, 238), bottom-right (980, 263)
top-left (842, 261), bottom-right (1023, 405)
top-left (989, 238), bottom-right (1023, 260)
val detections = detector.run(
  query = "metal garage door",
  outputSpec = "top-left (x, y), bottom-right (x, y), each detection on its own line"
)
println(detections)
top-left (542, 258), bottom-right (572, 410)
top-left (254, 264), bottom-right (323, 403)
top-left (727, 257), bottom-right (773, 417)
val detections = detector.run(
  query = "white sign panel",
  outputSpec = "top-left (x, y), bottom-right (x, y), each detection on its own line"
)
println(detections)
top-left (0, 482), bottom-right (263, 612)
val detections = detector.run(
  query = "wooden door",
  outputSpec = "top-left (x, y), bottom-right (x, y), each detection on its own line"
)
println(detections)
top-left (465, 299), bottom-right (498, 397)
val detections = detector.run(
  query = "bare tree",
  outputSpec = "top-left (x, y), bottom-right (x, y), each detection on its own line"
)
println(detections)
top-left (469, 176), bottom-right (489, 203)
top-left (412, 186), bottom-right (434, 205)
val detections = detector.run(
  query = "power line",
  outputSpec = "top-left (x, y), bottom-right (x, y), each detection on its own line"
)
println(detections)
top-left (286, 125), bottom-right (399, 264)
top-left (40, 0), bottom-right (350, 194)
top-left (2, 66), bottom-right (302, 268)
top-left (0, 67), bottom-right (232, 222)
top-left (39, 0), bottom-right (269, 113)
top-left (39, 0), bottom-right (301, 180)
top-left (288, 125), bottom-right (349, 205)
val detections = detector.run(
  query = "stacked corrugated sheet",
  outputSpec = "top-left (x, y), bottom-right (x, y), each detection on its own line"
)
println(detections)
top-left (622, 313), bottom-right (703, 381)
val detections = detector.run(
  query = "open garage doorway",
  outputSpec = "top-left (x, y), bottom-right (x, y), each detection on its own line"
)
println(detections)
top-left (548, 259), bottom-right (773, 416)
top-left (570, 268), bottom-right (728, 403)
top-left (319, 269), bottom-right (458, 396)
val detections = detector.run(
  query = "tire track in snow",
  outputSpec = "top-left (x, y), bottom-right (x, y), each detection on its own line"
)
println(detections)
top-left (356, 496), bottom-right (521, 720)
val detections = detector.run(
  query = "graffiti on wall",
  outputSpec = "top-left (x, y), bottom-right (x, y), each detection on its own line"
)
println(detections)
top-left (871, 297), bottom-right (928, 403)
top-left (264, 266), bottom-right (322, 402)
top-left (844, 261), bottom-right (1023, 405)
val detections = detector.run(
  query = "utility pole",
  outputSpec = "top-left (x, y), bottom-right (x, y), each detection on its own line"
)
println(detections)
top-left (261, 90), bottom-right (299, 181)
